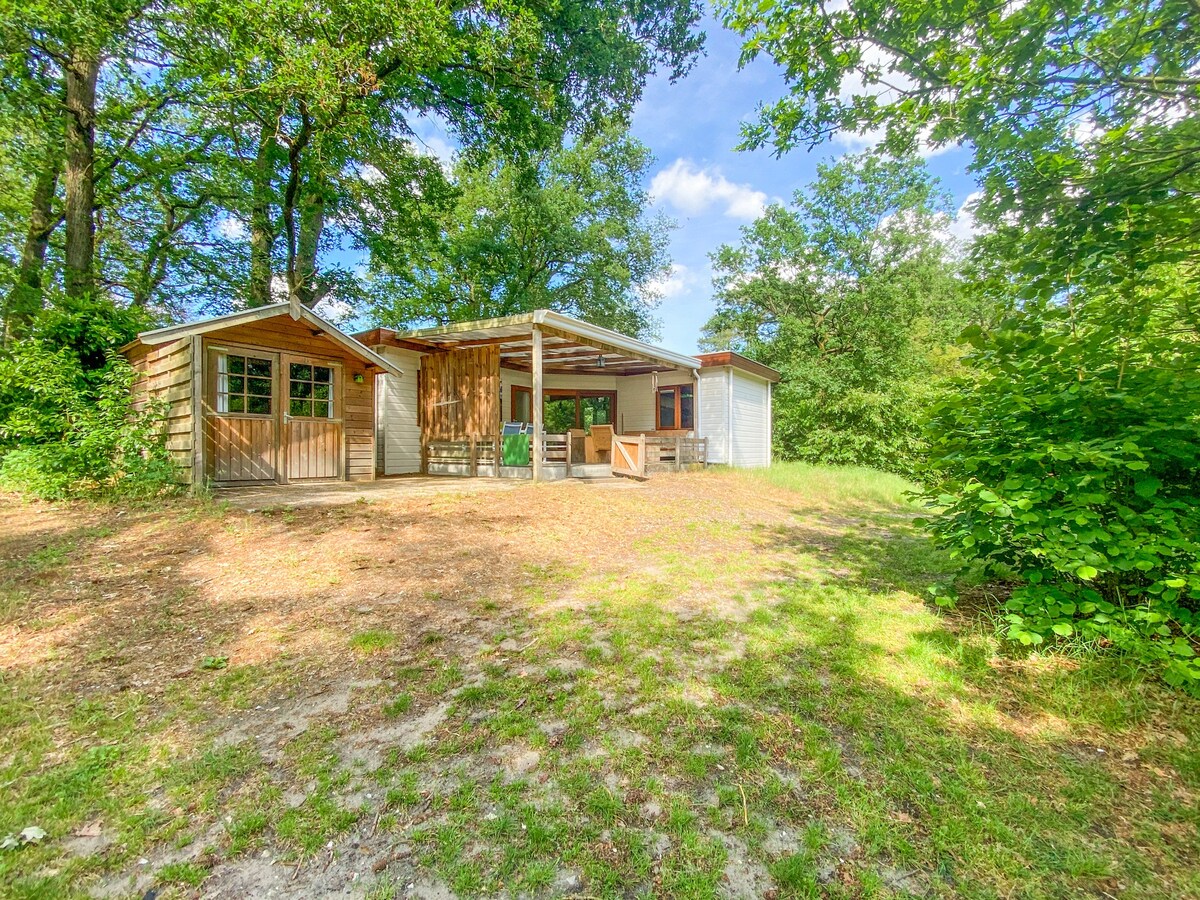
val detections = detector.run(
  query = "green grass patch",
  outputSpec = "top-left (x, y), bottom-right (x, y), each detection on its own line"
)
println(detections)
top-left (349, 629), bottom-right (397, 655)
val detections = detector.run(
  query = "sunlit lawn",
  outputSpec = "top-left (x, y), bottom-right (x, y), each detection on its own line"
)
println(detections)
top-left (0, 465), bottom-right (1196, 898)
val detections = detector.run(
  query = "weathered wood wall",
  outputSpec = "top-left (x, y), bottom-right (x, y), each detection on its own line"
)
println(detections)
top-left (419, 346), bottom-right (500, 441)
top-left (201, 316), bottom-right (376, 482)
top-left (128, 337), bottom-right (196, 484)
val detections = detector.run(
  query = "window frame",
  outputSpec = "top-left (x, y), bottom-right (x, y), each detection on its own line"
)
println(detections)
top-left (286, 360), bottom-right (339, 421)
top-left (510, 386), bottom-right (617, 431)
top-left (656, 383), bottom-right (695, 431)
top-left (213, 349), bottom-right (276, 419)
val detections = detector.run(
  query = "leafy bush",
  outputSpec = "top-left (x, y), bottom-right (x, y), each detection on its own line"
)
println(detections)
top-left (917, 295), bottom-right (1200, 691)
top-left (0, 299), bottom-right (179, 500)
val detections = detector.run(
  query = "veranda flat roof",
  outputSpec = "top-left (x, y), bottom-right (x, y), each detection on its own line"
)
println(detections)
top-left (357, 310), bottom-right (701, 377)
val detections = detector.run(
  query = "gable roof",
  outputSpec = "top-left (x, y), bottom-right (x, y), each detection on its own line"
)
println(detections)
top-left (358, 309), bottom-right (700, 376)
top-left (696, 351), bottom-right (781, 383)
top-left (128, 302), bottom-right (402, 377)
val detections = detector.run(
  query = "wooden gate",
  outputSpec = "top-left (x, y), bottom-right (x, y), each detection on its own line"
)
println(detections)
top-left (612, 434), bottom-right (646, 478)
top-left (206, 347), bottom-right (278, 483)
top-left (282, 355), bottom-right (343, 481)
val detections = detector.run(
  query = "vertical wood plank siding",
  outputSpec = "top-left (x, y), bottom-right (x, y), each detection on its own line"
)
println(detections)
top-left (419, 346), bottom-right (500, 441)
top-left (286, 419), bottom-right (343, 480)
top-left (202, 317), bottom-right (376, 483)
top-left (210, 417), bottom-right (275, 481)
top-left (127, 337), bottom-right (195, 483)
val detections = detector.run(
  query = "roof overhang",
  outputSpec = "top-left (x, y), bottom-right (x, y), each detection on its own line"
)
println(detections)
top-left (128, 302), bottom-right (403, 377)
top-left (358, 310), bottom-right (699, 376)
top-left (696, 351), bottom-right (781, 383)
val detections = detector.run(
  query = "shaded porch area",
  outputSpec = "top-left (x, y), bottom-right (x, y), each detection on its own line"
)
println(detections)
top-left (361, 311), bottom-right (709, 481)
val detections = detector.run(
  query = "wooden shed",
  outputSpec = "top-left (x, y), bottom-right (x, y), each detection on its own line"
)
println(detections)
top-left (123, 301), bottom-right (401, 487)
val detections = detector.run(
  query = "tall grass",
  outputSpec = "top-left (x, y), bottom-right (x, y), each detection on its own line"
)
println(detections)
top-left (742, 461), bottom-right (917, 509)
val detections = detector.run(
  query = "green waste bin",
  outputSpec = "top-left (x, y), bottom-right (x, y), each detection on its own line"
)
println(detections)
top-left (502, 433), bottom-right (530, 466)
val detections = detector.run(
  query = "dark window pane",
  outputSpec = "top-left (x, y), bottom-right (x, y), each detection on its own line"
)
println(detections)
top-left (312, 400), bottom-right (329, 418)
top-left (227, 355), bottom-right (245, 375)
top-left (228, 395), bottom-right (245, 413)
top-left (290, 363), bottom-right (312, 381)
top-left (313, 383), bottom-right (330, 400)
top-left (227, 375), bottom-right (245, 394)
top-left (248, 377), bottom-right (271, 396)
top-left (290, 399), bottom-right (312, 417)
top-left (248, 396), bottom-right (271, 415)
top-left (290, 380), bottom-right (312, 398)
top-left (658, 389), bottom-right (676, 428)
top-left (513, 390), bottom-right (531, 423)
top-left (680, 385), bottom-right (694, 429)
top-left (248, 358), bottom-right (272, 378)
top-left (313, 366), bottom-right (332, 383)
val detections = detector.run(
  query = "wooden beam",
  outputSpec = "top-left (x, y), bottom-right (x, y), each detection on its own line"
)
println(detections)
top-left (538, 323), bottom-right (679, 371)
top-left (531, 325), bottom-right (543, 482)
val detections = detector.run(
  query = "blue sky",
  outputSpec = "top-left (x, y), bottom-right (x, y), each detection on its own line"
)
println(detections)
top-left (389, 14), bottom-right (982, 353)
top-left (627, 15), bottom-right (981, 354)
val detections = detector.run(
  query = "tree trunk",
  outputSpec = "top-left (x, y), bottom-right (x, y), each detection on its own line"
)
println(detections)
top-left (296, 182), bottom-right (324, 307)
top-left (248, 121), bottom-right (274, 307)
top-left (63, 50), bottom-right (100, 300)
top-left (2, 159), bottom-right (60, 342)
top-left (281, 106), bottom-right (312, 308)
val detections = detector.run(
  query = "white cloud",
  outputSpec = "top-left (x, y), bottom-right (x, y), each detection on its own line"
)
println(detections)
top-left (830, 43), bottom-right (962, 158)
top-left (414, 134), bottom-right (456, 169)
top-left (927, 191), bottom-right (984, 253)
top-left (313, 296), bottom-right (355, 324)
top-left (946, 191), bottom-right (983, 244)
top-left (642, 263), bottom-right (692, 301)
top-left (650, 159), bottom-right (768, 220)
top-left (216, 216), bottom-right (248, 241)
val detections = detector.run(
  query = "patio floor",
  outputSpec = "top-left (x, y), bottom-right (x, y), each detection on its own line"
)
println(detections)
top-left (215, 472), bottom-right (639, 510)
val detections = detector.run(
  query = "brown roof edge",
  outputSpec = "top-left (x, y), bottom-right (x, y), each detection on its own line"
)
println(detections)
top-left (696, 351), bottom-right (781, 383)
top-left (353, 328), bottom-right (440, 355)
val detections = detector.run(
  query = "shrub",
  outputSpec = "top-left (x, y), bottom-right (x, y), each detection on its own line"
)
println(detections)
top-left (917, 296), bottom-right (1200, 691)
top-left (0, 300), bottom-right (179, 500)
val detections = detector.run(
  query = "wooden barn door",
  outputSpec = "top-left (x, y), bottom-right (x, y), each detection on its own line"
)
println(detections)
top-left (206, 347), bottom-right (278, 483)
top-left (282, 355), bottom-right (344, 481)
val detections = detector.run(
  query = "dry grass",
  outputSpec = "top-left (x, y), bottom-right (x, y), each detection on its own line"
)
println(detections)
top-left (0, 466), bottom-right (1197, 899)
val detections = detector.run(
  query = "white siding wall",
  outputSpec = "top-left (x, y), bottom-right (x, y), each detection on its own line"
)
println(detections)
top-left (376, 347), bottom-right (424, 475)
top-left (697, 369), bottom-right (730, 464)
top-left (731, 369), bottom-right (772, 467)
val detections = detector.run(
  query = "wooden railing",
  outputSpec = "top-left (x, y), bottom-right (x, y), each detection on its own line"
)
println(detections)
top-left (423, 432), bottom-right (705, 479)
top-left (422, 435), bottom-right (500, 475)
top-left (613, 435), bottom-right (707, 479)
top-left (422, 433), bottom-right (571, 475)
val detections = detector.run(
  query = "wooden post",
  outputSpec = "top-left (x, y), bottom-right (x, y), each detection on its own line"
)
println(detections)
top-left (531, 325), bottom-right (543, 482)
top-left (493, 432), bottom-right (501, 476)
top-left (468, 433), bottom-right (477, 477)
top-left (675, 435), bottom-right (683, 472)
top-left (565, 432), bottom-right (572, 478)
top-left (420, 438), bottom-right (428, 475)
top-left (637, 433), bottom-right (646, 479)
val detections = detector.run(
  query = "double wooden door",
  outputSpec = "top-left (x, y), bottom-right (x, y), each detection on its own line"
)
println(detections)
top-left (207, 347), bottom-right (344, 483)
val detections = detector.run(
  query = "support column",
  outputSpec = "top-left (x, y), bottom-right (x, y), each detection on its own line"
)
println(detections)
top-left (531, 324), bottom-right (543, 482)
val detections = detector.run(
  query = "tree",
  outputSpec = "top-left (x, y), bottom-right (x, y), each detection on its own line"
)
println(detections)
top-left (917, 267), bottom-right (1200, 691)
top-left (0, 0), bottom-right (705, 332)
top-left (367, 124), bottom-right (673, 338)
top-left (184, 0), bottom-right (703, 310)
top-left (718, 0), bottom-right (1200, 300)
top-left (703, 153), bottom-right (969, 473)
top-left (717, 0), bottom-right (1200, 685)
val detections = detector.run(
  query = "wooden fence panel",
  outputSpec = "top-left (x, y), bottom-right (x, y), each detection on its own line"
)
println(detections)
top-left (419, 346), bottom-right (500, 441)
